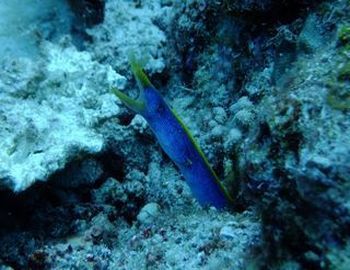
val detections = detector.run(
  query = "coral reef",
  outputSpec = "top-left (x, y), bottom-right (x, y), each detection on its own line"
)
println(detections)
top-left (0, 182), bottom-right (260, 269)
top-left (164, 0), bottom-right (350, 268)
top-left (0, 41), bottom-right (123, 191)
top-left (1, 0), bottom-right (350, 269)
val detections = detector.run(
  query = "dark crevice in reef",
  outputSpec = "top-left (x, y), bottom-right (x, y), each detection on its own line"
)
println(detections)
top-left (169, 0), bottom-right (323, 95)
top-left (117, 111), bottom-right (135, 126)
top-left (0, 150), bottom-right (145, 269)
top-left (261, 186), bottom-right (350, 269)
top-left (66, 0), bottom-right (105, 48)
top-left (67, 0), bottom-right (105, 27)
top-left (223, 0), bottom-right (319, 25)
top-left (97, 150), bottom-right (126, 182)
top-left (0, 183), bottom-right (110, 269)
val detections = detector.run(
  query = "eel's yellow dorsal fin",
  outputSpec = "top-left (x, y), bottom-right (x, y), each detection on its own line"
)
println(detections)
top-left (171, 109), bottom-right (234, 204)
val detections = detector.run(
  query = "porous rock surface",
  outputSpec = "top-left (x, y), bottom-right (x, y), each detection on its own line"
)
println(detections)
top-left (0, 0), bottom-right (166, 191)
top-left (0, 42), bottom-right (123, 191)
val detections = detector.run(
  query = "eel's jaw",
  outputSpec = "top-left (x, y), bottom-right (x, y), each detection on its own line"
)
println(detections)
top-left (111, 87), bottom-right (145, 114)
top-left (111, 56), bottom-right (153, 114)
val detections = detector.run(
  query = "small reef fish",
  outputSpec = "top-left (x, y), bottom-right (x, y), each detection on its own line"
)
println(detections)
top-left (112, 60), bottom-right (233, 209)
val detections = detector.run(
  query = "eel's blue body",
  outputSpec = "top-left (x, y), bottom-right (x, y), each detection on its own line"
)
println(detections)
top-left (112, 61), bottom-right (233, 209)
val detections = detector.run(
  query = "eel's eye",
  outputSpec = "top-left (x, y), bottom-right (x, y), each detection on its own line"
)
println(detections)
top-left (156, 104), bottom-right (165, 114)
top-left (185, 158), bottom-right (193, 168)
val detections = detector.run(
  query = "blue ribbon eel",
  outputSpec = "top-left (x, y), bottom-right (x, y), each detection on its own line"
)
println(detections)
top-left (112, 60), bottom-right (233, 209)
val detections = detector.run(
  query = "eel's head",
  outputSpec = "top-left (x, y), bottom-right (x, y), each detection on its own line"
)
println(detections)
top-left (112, 58), bottom-right (167, 119)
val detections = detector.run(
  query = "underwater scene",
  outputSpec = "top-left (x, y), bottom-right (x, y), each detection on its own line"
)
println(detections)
top-left (0, 0), bottom-right (350, 269)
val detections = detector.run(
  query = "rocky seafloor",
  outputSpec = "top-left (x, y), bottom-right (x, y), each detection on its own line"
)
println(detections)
top-left (0, 0), bottom-right (350, 269)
